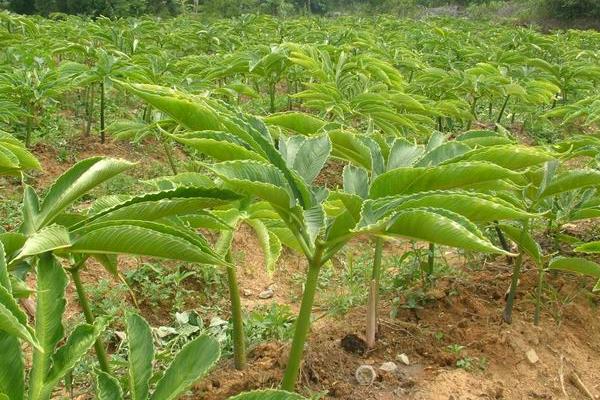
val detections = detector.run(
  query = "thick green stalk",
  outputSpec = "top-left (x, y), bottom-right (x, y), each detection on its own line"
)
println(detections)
top-left (269, 82), bottom-right (276, 113)
top-left (100, 81), bottom-right (106, 144)
top-left (225, 251), bottom-right (246, 370)
top-left (503, 220), bottom-right (528, 324)
top-left (85, 85), bottom-right (95, 136)
top-left (496, 94), bottom-right (510, 124)
top-left (503, 252), bottom-right (522, 324)
top-left (534, 267), bottom-right (545, 326)
top-left (426, 242), bottom-right (435, 280)
top-left (281, 243), bottom-right (325, 391)
top-left (70, 267), bottom-right (111, 373)
top-left (162, 139), bottom-right (178, 175)
top-left (366, 238), bottom-right (384, 348)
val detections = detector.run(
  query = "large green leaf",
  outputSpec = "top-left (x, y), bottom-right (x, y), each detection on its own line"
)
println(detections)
top-left (17, 225), bottom-right (71, 259)
top-left (246, 219), bottom-right (281, 274)
top-left (0, 331), bottom-right (24, 400)
top-left (33, 157), bottom-right (133, 231)
top-left (264, 112), bottom-right (326, 135)
top-left (415, 142), bottom-right (470, 167)
top-left (357, 207), bottom-right (509, 254)
top-left (540, 169), bottom-right (600, 198)
top-left (447, 145), bottom-right (555, 170)
top-left (95, 370), bottom-right (124, 400)
top-left (387, 140), bottom-right (424, 170)
top-left (29, 253), bottom-right (68, 400)
top-left (360, 191), bottom-right (536, 228)
top-left (369, 162), bottom-right (521, 198)
top-left (228, 390), bottom-right (307, 400)
top-left (0, 284), bottom-right (38, 349)
top-left (574, 241), bottom-right (600, 253)
top-left (172, 131), bottom-right (267, 163)
top-left (455, 130), bottom-right (513, 147)
top-left (548, 257), bottom-right (600, 291)
top-left (282, 134), bottom-right (331, 185)
top-left (499, 223), bottom-right (543, 266)
top-left (127, 313), bottom-right (154, 400)
top-left (41, 318), bottom-right (108, 398)
top-left (80, 187), bottom-right (240, 227)
top-left (117, 82), bottom-right (223, 131)
top-left (0, 132), bottom-right (40, 176)
top-left (207, 161), bottom-right (296, 209)
top-left (328, 130), bottom-right (372, 170)
top-left (150, 335), bottom-right (220, 400)
top-left (70, 221), bottom-right (226, 266)
top-left (343, 165), bottom-right (369, 199)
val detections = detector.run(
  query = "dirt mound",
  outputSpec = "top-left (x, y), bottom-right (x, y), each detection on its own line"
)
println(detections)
top-left (197, 261), bottom-right (600, 400)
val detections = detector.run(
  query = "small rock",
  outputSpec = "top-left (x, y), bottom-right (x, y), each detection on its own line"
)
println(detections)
top-left (242, 289), bottom-right (253, 297)
top-left (526, 348), bottom-right (539, 364)
top-left (355, 365), bottom-right (376, 386)
top-left (397, 353), bottom-right (410, 365)
top-left (379, 362), bottom-right (398, 373)
top-left (258, 288), bottom-right (274, 299)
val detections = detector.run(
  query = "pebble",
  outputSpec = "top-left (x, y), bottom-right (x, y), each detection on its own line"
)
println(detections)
top-left (526, 348), bottom-right (539, 364)
top-left (355, 365), bottom-right (376, 386)
top-left (258, 288), bottom-right (274, 299)
top-left (379, 362), bottom-right (398, 373)
top-left (242, 288), bottom-right (253, 297)
top-left (397, 353), bottom-right (410, 366)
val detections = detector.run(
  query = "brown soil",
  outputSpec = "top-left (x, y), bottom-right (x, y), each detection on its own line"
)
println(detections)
top-left (193, 256), bottom-right (600, 400)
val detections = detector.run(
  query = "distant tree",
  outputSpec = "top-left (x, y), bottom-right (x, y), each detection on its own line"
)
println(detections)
top-left (544, 0), bottom-right (600, 18)
top-left (34, 0), bottom-right (56, 15)
top-left (9, 0), bottom-right (37, 14)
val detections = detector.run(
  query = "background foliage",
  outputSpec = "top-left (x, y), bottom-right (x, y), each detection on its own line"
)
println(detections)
top-left (2, 0), bottom-right (599, 19)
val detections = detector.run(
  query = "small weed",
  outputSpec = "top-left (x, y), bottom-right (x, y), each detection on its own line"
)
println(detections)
top-left (456, 357), bottom-right (474, 370)
top-left (446, 343), bottom-right (465, 355)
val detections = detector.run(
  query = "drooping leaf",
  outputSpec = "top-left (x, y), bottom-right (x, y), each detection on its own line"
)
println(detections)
top-left (357, 207), bottom-right (509, 254)
top-left (42, 318), bottom-right (109, 397)
top-left (117, 82), bottom-right (223, 131)
top-left (172, 132), bottom-right (267, 163)
top-left (415, 142), bottom-right (470, 167)
top-left (386, 140), bottom-right (424, 170)
top-left (34, 157), bottom-right (133, 231)
top-left (150, 335), bottom-right (220, 400)
top-left (448, 145), bottom-right (555, 170)
top-left (287, 134), bottom-right (331, 185)
top-left (264, 112), bottom-right (326, 135)
top-left (81, 187), bottom-right (240, 227)
top-left (95, 369), bottom-right (124, 400)
top-left (369, 162), bottom-right (521, 198)
top-left (207, 161), bottom-right (296, 209)
top-left (499, 223), bottom-right (543, 266)
top-left (70, 221), bottom-right (227, 266)
top-left (541, 169), bottom-right (600, 198)
top-left (548, 257), bottom-right (600, 291)
top-left (16, 225), bottom-right (71, 259)
top-left (227, 390), bottom-right (307, 400)
top-left (575, 241), bottom-right (600, 253)
top-left (0, 331), bottom-right (24, 400)
top-left (29, 253), bottom-right (68, 400)
top-left (360, 191), bottom-right (536, 228)
top-left (127, 313), bottom-right (154, 400)
top-left (343, 165), bottom-right (369, 199)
